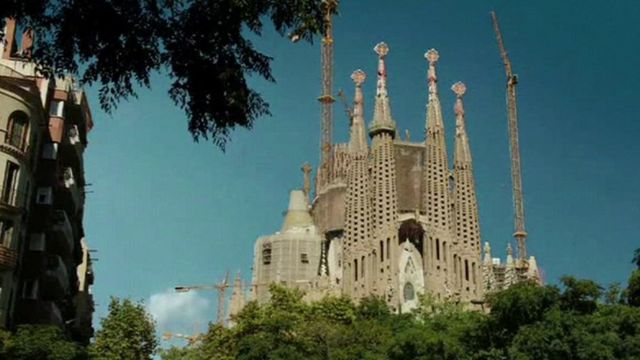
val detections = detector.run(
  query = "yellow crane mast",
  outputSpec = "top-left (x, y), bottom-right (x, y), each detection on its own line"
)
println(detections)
top-left (490, 11), bottom-right (528, 266)
top-left (175, 271), bottom-right (229, 325)
top-left (318, 0), bottom-right (338, 189)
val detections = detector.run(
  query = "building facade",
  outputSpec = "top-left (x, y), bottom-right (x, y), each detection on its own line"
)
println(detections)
top-left (247, 42), bottom-right (541, 313)
top-left (0, 19), bottom-right (95, 341)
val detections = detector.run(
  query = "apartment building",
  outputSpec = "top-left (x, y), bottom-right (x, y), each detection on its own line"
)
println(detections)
top-left (0, 19), bottom-right (95, 342)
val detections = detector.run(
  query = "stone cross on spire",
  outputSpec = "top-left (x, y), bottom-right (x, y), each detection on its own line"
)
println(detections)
top-left (425, 49), bottom-right (440, 96)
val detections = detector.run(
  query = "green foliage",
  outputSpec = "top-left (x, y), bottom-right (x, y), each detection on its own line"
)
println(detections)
top-left (627, 270), bottom-right (640, 307)
top-left (559, 276), bottom-right (602, 314)
top-left (91, 297), bottom-right (158, 360)
top-left (159, 266), bottom-right (640, 360)
top-left (487, 281), bottom-right (560, 341)
top-left (1, 325), bottom-right (85, 360)
top-left (0, 0), bottom-right (329, 149)
top-left (604, 282), bottom-right (623, 305)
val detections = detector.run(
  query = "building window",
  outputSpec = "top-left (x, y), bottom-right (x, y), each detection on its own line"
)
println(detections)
top-left (386, 238), bottom-right (390, 260)
top-left (464, 259), bottom-right (470, 282)
top-left (49, 100), bottom-right (64, 117)
top-left (7, 111), bottom-right (28, 150)
top-left (29, 233), bottom-right (45, 251)
top-left (22, 279), bottom-right (39, 299)
top-left (36, 187), bottom-right (53, 205)
top-left (443, 241), bottom-right (447, 263)
top-left (1, 161), bottom-right (19, 205)
top-left (354, 259), bottom-right (358, 281)
top-left (403, 282), bottom-right (415, 301)
top-left (300, 253), bottom-right (309, 264)
top-left (42, 143), bottom-right (58, 160)
top-left (436, 238), bottom-right (440, 261)
top-left (0, 219), bottom-right (13, 247)
top-left (262, 243), bottom-right (272, 265)
top-left (472, 262), bottom-right (477, 285)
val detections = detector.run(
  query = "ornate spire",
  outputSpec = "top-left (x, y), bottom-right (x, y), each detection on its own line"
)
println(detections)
top-left (423, 48), bottom-right (451, 231)
top-left (452, 81), bottom-right (472, 164)
top-left (350, 70), bottom-right (368, 153)
top-left (424, 49), bottom-right (444, 131)
top-left (422, 48), bottom-right (454, 298)
top-left (374, 42), bottom-right (389, 97)
top-left (369, 42), bottom-right (396, 137)
top-left (483, 242), bottom-right (492, 265)
top-left (527, 256), bottom-right (542, 284)
top-left (425, 49), bottom-right (439, 96)
top-left (343, 69), bottom-right (373, 297)
top-left (301, 163), bottom-right (312, 200)
top-left (506, 243), bottom-right (514, 266)
top-left (426, 48), bottom-right (441, 136)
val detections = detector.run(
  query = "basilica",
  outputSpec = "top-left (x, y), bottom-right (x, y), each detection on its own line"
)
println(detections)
top-left (233, 41), bottom-right (541, 314)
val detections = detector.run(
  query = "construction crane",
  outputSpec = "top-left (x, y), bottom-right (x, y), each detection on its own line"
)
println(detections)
top-left (162, 331), bottom-right (202, 346)
top-left (490, 11), bottom-right (528, 265)
top-left (318, 0), bottom-right (338, 188)
top-left (175, 272), bottom-right (229, 325)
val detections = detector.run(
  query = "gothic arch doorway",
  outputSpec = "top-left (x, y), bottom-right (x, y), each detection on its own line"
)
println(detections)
top-left (398, 219), bottom-right (424, 258)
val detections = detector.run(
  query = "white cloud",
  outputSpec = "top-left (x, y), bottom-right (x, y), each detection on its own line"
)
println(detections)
top-left (148, 289), bottom-right (211, 336)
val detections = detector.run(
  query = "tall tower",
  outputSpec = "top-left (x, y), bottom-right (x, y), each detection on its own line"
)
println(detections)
top-left (451, 82), bottom-right (483, 298)
top-left (369, 42), bottom-right (400, 305)
top-left (343, 69), bottom-right (373, 297)
top-left (422, 49), bottom-right (454, 297)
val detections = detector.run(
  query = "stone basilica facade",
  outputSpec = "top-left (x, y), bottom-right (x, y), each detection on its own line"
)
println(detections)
top-left (241, 43), bottom-right (541, 314)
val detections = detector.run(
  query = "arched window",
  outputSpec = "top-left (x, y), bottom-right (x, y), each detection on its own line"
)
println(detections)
top-left (403, 282), bottom-right (415, 301)
top-left (7, 112), bottom-right (28, 150)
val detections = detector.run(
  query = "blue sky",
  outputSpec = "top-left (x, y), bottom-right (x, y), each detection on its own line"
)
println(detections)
top-left (83, 0), bottom-right (640, 341)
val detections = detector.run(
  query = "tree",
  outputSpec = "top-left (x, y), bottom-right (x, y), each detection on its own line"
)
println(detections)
top-left (162, 278), bottom-right (640, 360)
top-left (91, 297), bottom-right (158, 360)
top-left (627, 270), bottom-right (640, 307)
top-left (1, 325), bottom-right (85, 360)
top-left (486, 282), bottom-right (560, 337)
top-left (1, 0), bottom-right (330, 149)
top-left (559, 276), bottom-right (602, 314)
top-left (626, 248), bottom-right (640, 307)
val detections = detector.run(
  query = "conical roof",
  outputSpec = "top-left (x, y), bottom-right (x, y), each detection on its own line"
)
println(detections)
top-left (281, 190), bottom-right (314, 232)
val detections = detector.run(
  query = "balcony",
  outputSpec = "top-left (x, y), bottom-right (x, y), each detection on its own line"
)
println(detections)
top-left (16, 299), bottom-right (63, 326)
top-left (0, 134), bottom-right (31, 165)
top-left (0, 185), bottom-right (27, 214)
top-left (0, 245), bottom-right (17, 270)
top-left (56, 167), bottom-right (82, 214)
top-left (50, 210), bottom-right (74, 255)
top-left (41, 255), bottom-right (70, 300)
top-left (59, 124), bottom-right (84, 172)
